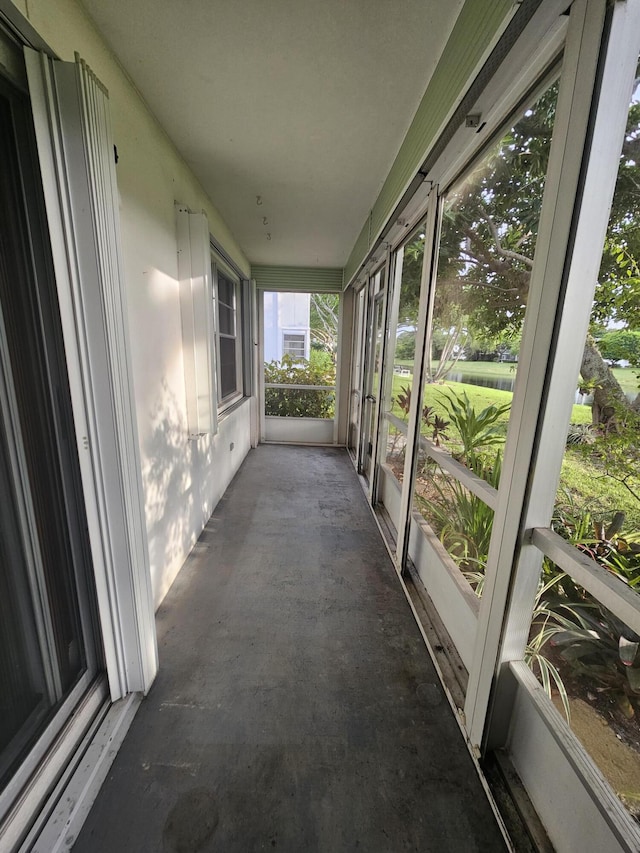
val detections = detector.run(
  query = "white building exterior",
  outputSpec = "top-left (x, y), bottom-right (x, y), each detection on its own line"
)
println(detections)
top-left (263, 291), bottom-right (311, 363)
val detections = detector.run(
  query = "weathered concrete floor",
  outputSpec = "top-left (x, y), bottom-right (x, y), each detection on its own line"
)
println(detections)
top-left (75, 446), bottom-right (507, 852)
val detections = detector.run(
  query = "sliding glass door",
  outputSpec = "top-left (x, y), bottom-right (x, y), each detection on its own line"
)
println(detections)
top-left (0, 68), bottom-right (101, 824)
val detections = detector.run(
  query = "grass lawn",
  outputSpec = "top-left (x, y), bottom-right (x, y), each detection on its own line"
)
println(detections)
top-left (393, 359), bottom-right (638, 396)
top-left (612, 367), bottom-right (639, 396)
top-left (387, 372), bottom-right (638, 530)
top-left (560, 453), bottom-right (640, 531)
top-left (389, 374), bottom-right (591, 425)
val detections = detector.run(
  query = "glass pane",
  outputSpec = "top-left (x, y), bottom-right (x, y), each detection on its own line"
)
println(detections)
top-left (218, 303), bottom-right (234, 336)
top-left (348, 287), bottom-right (367, 455)
top-left (0, 427), bottom-right (52, 785)
top-left (371, 297), bottom-right (385, 400)
top-left (217, 273), bottom-right (234, 308)
top-left (360, 280), bottom-right (385, 481)
top-left (383, 416), bottom-right (407, 482)
top-left (410, 79), bottom-right (560, 597)
top-left (0, 89), bottom-right (97, 792)
top-left (414, 453), bottom-right (495, 593)
top-left (382, 224), bottom-right (426, 477)
top-left (219, 336), bottom-right (238, 400)
top-left (263, 291), bottom-right (337, 419)
top-left (529, 68), bottom-right (640, 822)
top-left (427, 79), bottom-right (559, 477)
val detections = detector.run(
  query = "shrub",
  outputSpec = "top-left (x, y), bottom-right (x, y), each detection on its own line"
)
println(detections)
top-left (264, 353), bottom-right (336, 418)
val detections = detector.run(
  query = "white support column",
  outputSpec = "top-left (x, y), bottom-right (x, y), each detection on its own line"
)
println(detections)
top-left (396, 188), bottom-right (439, 571)
top-left (369, 246), bottom-right (398, 507)
top-left (464, 0), bottom-right (610, 749)
top-left (490, 0), bottom-right (640, 745)
top-left (25, 50), bottom-right (158, 700)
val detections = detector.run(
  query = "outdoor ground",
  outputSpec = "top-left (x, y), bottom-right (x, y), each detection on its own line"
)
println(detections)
top-left (387, 364), bottom-right (639, 529)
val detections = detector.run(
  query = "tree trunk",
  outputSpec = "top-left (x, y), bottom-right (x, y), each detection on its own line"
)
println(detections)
top-left (580, 333), bottom-right (629, 426)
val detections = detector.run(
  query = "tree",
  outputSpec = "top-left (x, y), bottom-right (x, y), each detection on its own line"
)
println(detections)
top-left (424, 77), bottom-right (639, 425)
top-left (399, 234), bottom-right (471, 380)
top-left (395, 330), bottom-right (416, 360)
top-left (310, 293), bottom-right (339, 355)
top-left (389, 74), bottom-right (640, 425)
top-left (598, 330), bottom-right (640, 366)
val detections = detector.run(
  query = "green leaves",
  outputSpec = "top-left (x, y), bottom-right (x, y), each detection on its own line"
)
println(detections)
top-left (436, 390), bottom-right (510, 463)
top-left (264, 353), bottom-right (336, 418)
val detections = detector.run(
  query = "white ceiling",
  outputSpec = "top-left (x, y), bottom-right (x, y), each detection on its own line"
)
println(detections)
top-left (80, 0), bottom-right (464, 268)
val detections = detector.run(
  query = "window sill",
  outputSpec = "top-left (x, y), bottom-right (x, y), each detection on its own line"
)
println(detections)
top-left (217, 395), bottom-right (250, 422)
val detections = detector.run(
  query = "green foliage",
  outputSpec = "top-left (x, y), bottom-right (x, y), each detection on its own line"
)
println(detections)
top-left (264, 352), bottom-right (336, 418)
top-left (422, 406), bottom-right (449, 447)
top-left (598, 330), bottom-right (640, 366)
top-left (396, 230), bottom-right (425, 327)
top-left (533, 497), bottom-right (640, 719)
top-left (572, 401), bottom-right (640, 504)
top-left (395, 384), bottom-right (412, 418)
top-left (436, 390), bottom-right (511, 465)
top-left (566, 423), bottom-right (597, 446)
top-left (415, 393), bottom-right (505, 574)
top-left (395, 330), bottom-right (416, 360)
top-left (592, 97), bottom-right (640, 331)
top-left (417, 451), bottom-right (502, 573)
top-left (310, 293), bottom-right (339, 352)
top-left (392, 74), bottom-right (639, 424)
top-left (548, 601), bottom-right (640, 720)
top-left (411, 386), bottom-right (640, 721)
top-left (560, 451), bottom-right (640, 531)
top-left (526, 573), bottom-right (585, 723)
top-left (433, 84), bottom-right (558, 344)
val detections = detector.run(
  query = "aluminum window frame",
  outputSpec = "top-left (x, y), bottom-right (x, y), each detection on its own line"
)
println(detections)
top-left (351, 2), bottom-right (640, 847)
top-left (212, 253), bottom-right (244, 412)
top-left (282, 331), bottom-right (307, 360)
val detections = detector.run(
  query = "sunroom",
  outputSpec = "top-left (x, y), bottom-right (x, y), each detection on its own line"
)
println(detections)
top-left (1, 0), bottom-right (640, 850)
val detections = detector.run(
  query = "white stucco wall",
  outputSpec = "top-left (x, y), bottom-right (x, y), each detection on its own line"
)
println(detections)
top-left (11, 0), bottom-right (253, 607)
top-left (263, 291), bottom-right (311, 362)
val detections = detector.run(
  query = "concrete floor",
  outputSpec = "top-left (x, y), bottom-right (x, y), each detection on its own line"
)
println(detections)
top-left (75, 446), bottom-right (508, 852)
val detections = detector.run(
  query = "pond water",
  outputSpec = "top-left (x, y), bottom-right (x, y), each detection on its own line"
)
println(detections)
top-left (447, 370), bottom-right (515, 393)
top-left (446, 370), bottom-right (615, 406)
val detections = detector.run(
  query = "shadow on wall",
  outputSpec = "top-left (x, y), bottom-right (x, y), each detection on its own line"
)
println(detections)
top-left (142, 378), bottom-right (200, 608)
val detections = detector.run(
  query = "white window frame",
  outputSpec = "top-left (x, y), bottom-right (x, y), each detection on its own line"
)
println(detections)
top-left (282, 331), bottom-right (307, 360)
top-left (25, 49), bottom-right (157, 704)
top-left (212, 254), bottom-right (244, 410)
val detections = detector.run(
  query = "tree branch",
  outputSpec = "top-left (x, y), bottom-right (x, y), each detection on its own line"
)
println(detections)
top-left (479, 210), bottom-right (534, 269)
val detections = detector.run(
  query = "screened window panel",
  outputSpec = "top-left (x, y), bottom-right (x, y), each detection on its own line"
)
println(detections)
top-left (283, 333), bottom-right (305, 358)
top-left (219, 337), bottom-right (237, 400)
top-left (218, 275), bottom-right (234, 308)
top-left (218, 304), bottom-right (234, 336)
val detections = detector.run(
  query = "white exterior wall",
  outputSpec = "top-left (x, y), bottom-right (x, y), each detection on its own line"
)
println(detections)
top-left (263, 291), bottom-right (311, 362)
top-left (12, 0), bottom-right (253, 607)
top-left (263, 291), bottom-right (279, 363)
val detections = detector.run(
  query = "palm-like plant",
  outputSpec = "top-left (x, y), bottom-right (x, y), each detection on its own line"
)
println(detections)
top-left (436, 390), bottom-right (510, 465)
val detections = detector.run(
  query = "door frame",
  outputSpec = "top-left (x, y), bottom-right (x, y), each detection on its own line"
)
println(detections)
top-left (258, 288), bottom-right (341, 445)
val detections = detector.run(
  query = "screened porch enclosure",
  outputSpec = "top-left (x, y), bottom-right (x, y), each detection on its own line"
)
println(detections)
top-left (2, 0), bottom-right (640, 851)
top-left (344, 3), bottom-right (640, 848)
